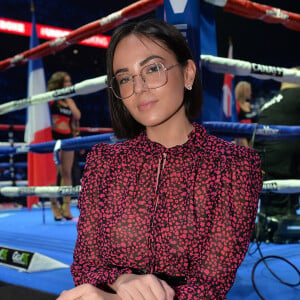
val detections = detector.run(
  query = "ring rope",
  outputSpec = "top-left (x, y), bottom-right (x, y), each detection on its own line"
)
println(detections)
top-left (0, 75), bottom-right (107, 115)
top-left (2, 164), bottom-right (299, 194)
top-left (1, 0), bottom-right (298, 74)
top-left (201, 55), bottom-right (300, 84)
top-left (204, 122), bottom-right (300, 140)
top-left (0, 123), bottom-right (299, 157)
top-left (0, 162), bottom-right (27, 168)
top-left (0, 133), bottom-right (117, 156)
top-left (0, 124), bottom-right (113, 133)
top-left (1, 56), bottom-right (300, 115)
top-left (262, 180), bottom-right (300, 194)
top-left (0, 162), bottom-right (85, 169)
top-left (0, 185), bottom-right (81, 197)
top-left (204, 0), bottom-right (300, 32)
top-left (0, 142), bottom-right (26, 147)
top-left (0, 0), bottom-right (163, 72)
top-left (0, 180), bottom-right (27, 187)
top-left (2, 179), bottom-right (300, 198)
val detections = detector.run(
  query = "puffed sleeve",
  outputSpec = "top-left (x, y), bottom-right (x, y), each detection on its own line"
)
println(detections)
top-left (70, 144), bottom-right (132, 290)
top-left (175, 147), bottom-right (263, 299)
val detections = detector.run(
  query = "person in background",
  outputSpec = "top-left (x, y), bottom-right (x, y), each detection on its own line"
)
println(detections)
top-left (70, 118), bottom-right (85, 192)
top-left (57, 19), bottom-right (262, 300)
top-left (234, 81), bottom-right (253, 147)
top-left (254, 68), bottom-right (300, 242)
top-left (48, 71), bottom-right (81, 220)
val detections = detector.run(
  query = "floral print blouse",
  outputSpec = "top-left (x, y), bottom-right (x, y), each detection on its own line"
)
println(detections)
top-left (71, 123), bottom-right (263, 299)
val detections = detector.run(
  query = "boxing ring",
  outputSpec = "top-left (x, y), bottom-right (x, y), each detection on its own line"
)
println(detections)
top-left (0, 0), bottom-right (299, 299)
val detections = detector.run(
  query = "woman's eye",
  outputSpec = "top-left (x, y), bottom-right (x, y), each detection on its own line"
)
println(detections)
top-left (146, 63), bottom-right (162, 74)
top-left (118, 75), bottom-right (131, 85)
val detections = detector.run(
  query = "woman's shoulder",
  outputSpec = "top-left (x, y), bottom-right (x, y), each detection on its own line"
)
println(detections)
top-left (88, 139), bottom-right (134, 159)
top-left (202, 132), bottom-right (260, 163)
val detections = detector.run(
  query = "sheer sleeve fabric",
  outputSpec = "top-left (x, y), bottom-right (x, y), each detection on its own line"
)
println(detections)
top-left (174, 146), bottom-right (263, 299)
top-left (70, 144), bottom-right (132, 289)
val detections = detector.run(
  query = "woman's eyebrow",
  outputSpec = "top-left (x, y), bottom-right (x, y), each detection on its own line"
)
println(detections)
top-left (140, 55), bottom-right (164, 66)
top-left (114, 68), bottom-right (129, 76)
top-left (114, 55), bottom-right (164, 75)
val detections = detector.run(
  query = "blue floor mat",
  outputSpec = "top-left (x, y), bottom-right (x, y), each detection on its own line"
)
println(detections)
top-left (0, 207), bottom-right (299, 299)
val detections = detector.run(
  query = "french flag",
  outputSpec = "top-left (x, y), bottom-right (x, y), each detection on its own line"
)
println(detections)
top-left (24, 7), bottom-right (56, 209)
top-left (221, 40), bottom-right (237, 122)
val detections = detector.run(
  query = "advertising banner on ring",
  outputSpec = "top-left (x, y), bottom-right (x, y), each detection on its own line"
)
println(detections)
top-left (0, 245), bottom-right (69, 272)
top-left (162, 0), bottom-right (222, 122)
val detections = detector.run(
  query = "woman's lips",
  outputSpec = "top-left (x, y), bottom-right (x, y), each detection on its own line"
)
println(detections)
top-left (138, 100), bottom-right (157, 111)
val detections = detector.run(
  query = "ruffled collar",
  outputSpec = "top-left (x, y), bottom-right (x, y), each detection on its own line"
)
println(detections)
top-left (130, 122), bottom-right (207, 156)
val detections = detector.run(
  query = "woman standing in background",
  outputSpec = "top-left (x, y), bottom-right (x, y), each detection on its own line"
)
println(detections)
top-left (48, 71), bottom-right (81, 220)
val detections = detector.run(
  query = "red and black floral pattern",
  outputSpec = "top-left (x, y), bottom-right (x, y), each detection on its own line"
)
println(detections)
top-left (71, 123), bottom-right (263, 299)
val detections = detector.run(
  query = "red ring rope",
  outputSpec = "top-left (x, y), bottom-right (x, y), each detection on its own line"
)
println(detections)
top-left (0, 0), bottom-right (163, 72)
top-left (0, 124), bottom-right (113, 133)
top-left (210, 0), bottom-right (300, 31)
top-left (1, 0), bottom-right (299, 72)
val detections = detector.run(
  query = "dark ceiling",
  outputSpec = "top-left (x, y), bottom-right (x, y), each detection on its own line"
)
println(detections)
top-left (0, 0), bottom-right (299, 130)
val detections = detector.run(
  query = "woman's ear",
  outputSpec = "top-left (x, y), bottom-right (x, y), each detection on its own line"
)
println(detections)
top-left (184, 59), bottom-right (196, 90)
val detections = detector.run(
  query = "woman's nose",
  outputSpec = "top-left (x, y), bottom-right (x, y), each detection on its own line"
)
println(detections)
top-left (133, 74), bottom-right (148, 94)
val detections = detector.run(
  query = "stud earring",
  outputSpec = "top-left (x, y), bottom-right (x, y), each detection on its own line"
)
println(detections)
top-left (187, 84), bottom-right (192, 90)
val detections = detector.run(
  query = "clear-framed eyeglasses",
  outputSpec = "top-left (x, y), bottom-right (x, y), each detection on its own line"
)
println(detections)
top-left (109, 62), bottom-right (180, 100)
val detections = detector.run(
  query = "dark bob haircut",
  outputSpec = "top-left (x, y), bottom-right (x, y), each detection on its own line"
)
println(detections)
top-left (106, 19), bottom-right (203, 139)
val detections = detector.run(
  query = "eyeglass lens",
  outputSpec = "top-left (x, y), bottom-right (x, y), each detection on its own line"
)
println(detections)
top-left (111, 62), bottom-right (168, 99)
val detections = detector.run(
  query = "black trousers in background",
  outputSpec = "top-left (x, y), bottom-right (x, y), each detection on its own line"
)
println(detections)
top-left (255, 139), bottom-right (300, 216)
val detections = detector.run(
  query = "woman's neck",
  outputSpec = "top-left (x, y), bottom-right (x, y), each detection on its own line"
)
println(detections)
top-left (146, 117), bottom-right (194, 148)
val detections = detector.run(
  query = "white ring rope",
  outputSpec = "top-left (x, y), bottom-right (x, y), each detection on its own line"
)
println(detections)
top-left (1, 56), bottom-right (300, 115)
top-left (0, 180), bottom-right (27, 187)
top-left (262, 180), bottom-right (300, 194)
top-left (0, 185), bottom-right (81, 197)
top-left (1, 179), bottom-right (300, 197)
top-left (0, 75), bottom-right (107, 115)
top-left (201, 55), bottom-right (300, 84)
top-left (0, 142), bottom-right (26, 147)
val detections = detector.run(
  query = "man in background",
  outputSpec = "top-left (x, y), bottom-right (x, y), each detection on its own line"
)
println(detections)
top-left (254, 67), bottom-right (300, 242)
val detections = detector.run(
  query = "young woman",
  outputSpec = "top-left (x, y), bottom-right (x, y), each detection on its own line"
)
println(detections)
top-left (58, 19), bottom-right (262, 299)
top-left (48, 71), bottom-right (81, 220)
top-left (234, 81), bottom-right (253, 147)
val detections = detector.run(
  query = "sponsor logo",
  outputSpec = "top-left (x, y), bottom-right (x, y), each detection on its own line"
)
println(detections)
top-left (0, 248), bottom-right (9, 261)
top-left (14, 97), bottom-right (32, 109)
top-left (18, 187), bottom-right (36, 196)
top-left (169, 0), bottom-right (188, 14)
top-left (266, 8), bottom-right (288, 20)
top-left (0, 19), bottom-right (25, 33)
top-left (263, 181), bottom-right (278, 191)
top-left (100, 12), bottom-right (122, 26)
top-left (49, 36), bottom-right (66, 47)
top-left (52, 86), bottom-right (75, 98)
top-left (16, 144), bottom-right (30, 154)
top-left (59, 185), bottom-right (81, 196)
top-left (10, 54), bottom-right (26, 64)
top-left (0, 247), bottom-right (34, 270)
top-left (251, 63), bottom-right (283, 77)
top-left (59, 107), bottom-right (72, 116)
top-left (256, 125), bottom-right (279, 136)
top-left (12, 251), bottom-right (31, 266)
